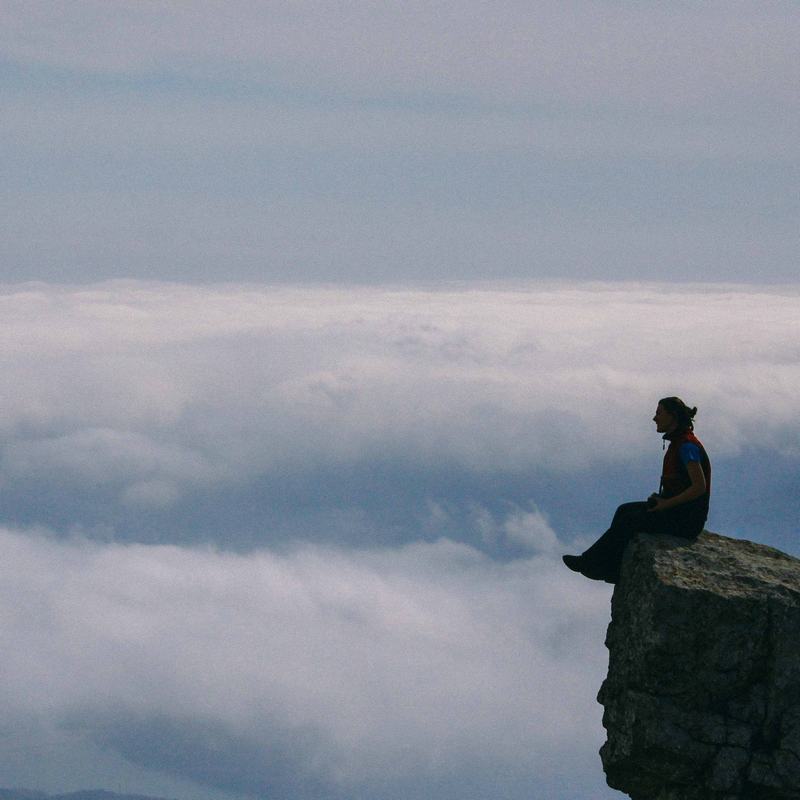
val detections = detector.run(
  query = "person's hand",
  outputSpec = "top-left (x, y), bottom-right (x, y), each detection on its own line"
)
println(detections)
top-left (647, 496), bottom-right (667, 513)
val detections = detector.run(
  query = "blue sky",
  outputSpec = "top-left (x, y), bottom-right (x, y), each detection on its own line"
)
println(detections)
top-left (1, 4), bottom-right (798, 800)
top-left (2, 1), bottom-right (798, 284)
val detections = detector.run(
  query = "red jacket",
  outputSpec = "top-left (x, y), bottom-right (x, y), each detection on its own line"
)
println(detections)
top-left (660, 429), bottom-right (711, 518)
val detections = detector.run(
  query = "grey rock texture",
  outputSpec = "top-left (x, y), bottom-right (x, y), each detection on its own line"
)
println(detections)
top-left (599, 531), bottom-right (800, 800)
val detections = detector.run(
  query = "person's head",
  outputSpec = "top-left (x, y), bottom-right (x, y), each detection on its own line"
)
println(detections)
top-left (653, 396), bottom-right (697, 434)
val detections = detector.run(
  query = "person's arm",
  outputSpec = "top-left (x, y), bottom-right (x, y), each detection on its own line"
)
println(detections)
top-left (647, 461), bottom-right (706, 512)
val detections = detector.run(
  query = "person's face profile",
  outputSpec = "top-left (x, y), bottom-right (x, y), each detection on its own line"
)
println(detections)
top-left (653, 403), bottom-right (676, 433)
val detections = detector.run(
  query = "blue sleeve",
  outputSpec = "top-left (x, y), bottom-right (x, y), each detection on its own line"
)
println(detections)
top-left (679, 442), bottom-right (701, 466)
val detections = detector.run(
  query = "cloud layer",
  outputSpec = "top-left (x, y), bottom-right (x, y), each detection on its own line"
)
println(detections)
top-left (1, 280), bottom-right (798, 798)
top-left (1, 282), bottom-right (798, 513)
top-left (0, 526), bottom-right (612, 799)
top-left (0, 281), bottom-right (798, 558)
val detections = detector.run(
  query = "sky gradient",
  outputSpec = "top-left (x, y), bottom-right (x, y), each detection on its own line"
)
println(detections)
top-left (1, 3), bottom-right (799, 800)
top-left (2, 1), bottom-right (798, 284)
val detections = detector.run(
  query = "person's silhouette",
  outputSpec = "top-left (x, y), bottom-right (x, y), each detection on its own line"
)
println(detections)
top-left (563, 397), bottom-right (711, 584)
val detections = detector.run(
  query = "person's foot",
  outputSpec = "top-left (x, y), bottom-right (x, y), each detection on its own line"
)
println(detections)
top-left (563, 554), bottom-right (611, 581)
top-left (562, 554), bottom-right (584, 572)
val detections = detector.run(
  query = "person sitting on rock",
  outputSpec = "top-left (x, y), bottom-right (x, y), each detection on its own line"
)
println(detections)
top-left (562, 396), bottom-right (711, 584)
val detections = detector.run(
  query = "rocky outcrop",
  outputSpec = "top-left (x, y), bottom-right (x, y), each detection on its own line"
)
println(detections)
top-left (599, 531), bottom-right (800, 799)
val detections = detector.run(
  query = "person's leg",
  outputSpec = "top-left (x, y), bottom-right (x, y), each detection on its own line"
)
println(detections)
top-left (563, 500), bottom-right (701, 581)
top-left (608, 501), bottom-right (648, 527)
top-left (659, 505), bottom-right (706, 540)
top-left (577, 502), bottom-right (649, 581)
top-left (580, 505), bottom-right (706, 581)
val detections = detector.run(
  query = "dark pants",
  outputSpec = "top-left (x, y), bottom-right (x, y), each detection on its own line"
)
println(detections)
top-left (580, 501), bottom-right (704, 583)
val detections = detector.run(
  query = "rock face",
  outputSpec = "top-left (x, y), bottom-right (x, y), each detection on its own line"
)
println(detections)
top-left (599, 531), bottom-right (800, 800)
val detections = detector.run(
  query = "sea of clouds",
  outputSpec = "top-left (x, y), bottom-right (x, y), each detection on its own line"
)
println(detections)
top-left (0, 527), bottom-right (610, 799)
top-left (0, 281), bottom-right (797, 799)
top-left (1, 281), bottom-right (797, 510)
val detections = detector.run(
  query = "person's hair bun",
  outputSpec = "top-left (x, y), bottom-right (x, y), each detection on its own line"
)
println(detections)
top-left (658, 396), bottom-right (698, 430)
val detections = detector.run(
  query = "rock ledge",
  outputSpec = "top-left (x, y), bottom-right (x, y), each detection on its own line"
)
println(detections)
top-left (599, 531), bottom-right (800, 800)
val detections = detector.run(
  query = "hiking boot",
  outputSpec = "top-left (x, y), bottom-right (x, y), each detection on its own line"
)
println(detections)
top-left (562, 554), bottom-right (584, 572)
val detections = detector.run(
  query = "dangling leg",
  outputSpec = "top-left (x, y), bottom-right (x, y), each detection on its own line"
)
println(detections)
top-left (564, 502), bottom-right (649, 582)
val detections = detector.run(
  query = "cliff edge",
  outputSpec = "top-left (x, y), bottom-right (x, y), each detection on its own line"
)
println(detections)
top-left (599, 531), bottom-right (800, 799)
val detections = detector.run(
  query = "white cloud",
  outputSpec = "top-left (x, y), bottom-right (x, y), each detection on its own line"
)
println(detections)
top-left (447, 501), bottom-right (560, 555)
top-left (0, 280), bottom-right (796, 796)
top-left (503, 507), bottom-right (560, 555)
top-left (0, 281), bottom-right (798, 513)
top-left (0, 526), bottom-right (611, 797)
